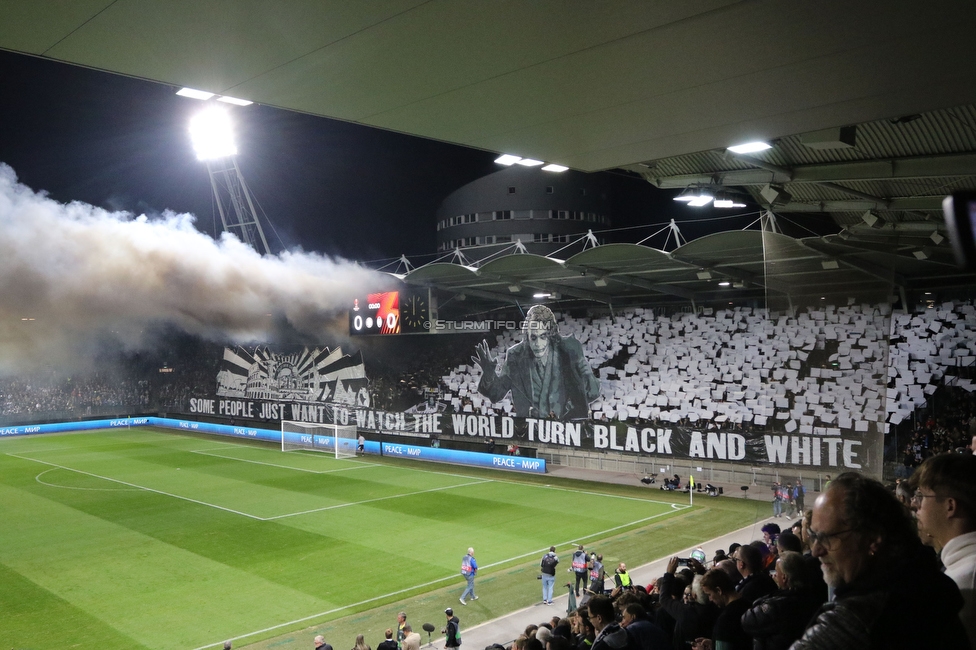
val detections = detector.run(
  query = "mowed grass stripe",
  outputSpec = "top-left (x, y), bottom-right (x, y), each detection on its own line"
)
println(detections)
top-left (0, 561), bottom-right (149, 649)
top-left (9, 441), bottom-right (479, 519)
top-left (0, 428), bottom-right (688, 649)
top-left (0, 481), bottom-right (335, 650)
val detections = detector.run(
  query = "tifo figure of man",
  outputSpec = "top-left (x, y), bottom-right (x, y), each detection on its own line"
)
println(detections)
top-left (541, 545), bottom-right (559, 604)
top-left (790, 471), bottom-right (969, 649)
top-left (442, 608), bottom-right (460, 649)
top-left (911, 452), bottom-right (976, 648)
top-left (571, 544), bottom-right (589, 597)
top-left (473, 304), bottom-right (600, 419)
top-left (460, 547), bottom-right (478, 605)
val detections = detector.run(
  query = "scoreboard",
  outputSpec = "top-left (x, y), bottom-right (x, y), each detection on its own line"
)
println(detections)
top-left (349, 290), bottom-right (431, 335)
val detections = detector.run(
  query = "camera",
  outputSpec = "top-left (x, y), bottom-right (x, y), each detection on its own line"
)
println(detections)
top-left (942, 192), bottom-right (976, 269)
top-left (676, 557), bottom-right (690, 566)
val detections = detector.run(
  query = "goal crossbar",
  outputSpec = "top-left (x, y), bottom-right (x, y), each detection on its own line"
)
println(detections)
top-left (281, 420), bottom-right (359, 459)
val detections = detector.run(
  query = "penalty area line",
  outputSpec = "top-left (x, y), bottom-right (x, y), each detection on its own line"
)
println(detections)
top-left (6, 452), bottom-right (266, 520)
top-left (188, 449), bottom-right (383, 474)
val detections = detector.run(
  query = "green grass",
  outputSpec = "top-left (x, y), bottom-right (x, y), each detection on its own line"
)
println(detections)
top-left (0, 428), bottom-right (768, 649)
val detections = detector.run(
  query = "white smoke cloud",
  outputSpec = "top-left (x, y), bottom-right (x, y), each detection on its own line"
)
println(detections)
top-left (0, 164), bottom-right (388, 374)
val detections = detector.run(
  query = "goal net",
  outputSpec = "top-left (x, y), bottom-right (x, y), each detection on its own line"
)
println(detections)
top-left (281, 420), bottom-right (359, 459)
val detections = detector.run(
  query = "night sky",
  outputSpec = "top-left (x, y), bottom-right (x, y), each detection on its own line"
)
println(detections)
top-left (0, 49), bottom-right (834, 265)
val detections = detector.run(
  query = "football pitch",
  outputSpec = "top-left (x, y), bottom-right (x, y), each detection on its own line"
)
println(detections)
top-left (0, 427), bottom-right (762, 649)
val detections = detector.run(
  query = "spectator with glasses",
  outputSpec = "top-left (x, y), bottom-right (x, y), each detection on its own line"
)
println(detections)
top-left (910, 453), bottom-right (976, 648)
top-left (730, 544), bottom-right (774, 605)
top-left (790, 472), bottom-right (969, 650)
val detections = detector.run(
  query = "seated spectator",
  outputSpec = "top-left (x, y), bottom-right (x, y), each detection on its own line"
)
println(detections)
top-left (791, 472), bottom-right (969, 649)
top-left (731, 545), bottom-right (775, 605)
top-left (911, 452), bottom-right (976, 648)
top-left (693, 569), bottom-right (752, 650)
top-left (619, 602), bottom-right (669, 650)
top-left (774, 531), bottom-right (802, 554)
top-left (740, 551), bottom-right (824, 650)
top-left (586, 595), bottom-right (630, 650)
top-left (657, 560), bottom-right (719, 650)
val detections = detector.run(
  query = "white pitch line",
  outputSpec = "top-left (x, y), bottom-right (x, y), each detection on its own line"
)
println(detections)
top-left (194, 501), bottom-right (691, 650)
top-left (6, 453), bottom-right (265, 520)
top-left (264, 478), bottom-right (493, 520)
top-left (34, 467), bottom-right (140, 492)
top-left (189, 449), bottom-right (383, 474)
top-left (163, 434), bottom-right (674, 508)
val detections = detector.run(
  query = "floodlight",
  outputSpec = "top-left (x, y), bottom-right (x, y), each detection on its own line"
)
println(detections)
top-left (718, 281), bottom-right (731, 287)
top-left (533, 292), bottom-right (551, 298)
top-left (673, 188), bottom-right (697, 202)
top-left (176, 87), bottom-right (216, 100)
top-left (189, 106), bottom-right (237, 160)
top-left (217, 95), bottom-right (253, 106)
top-left (515, 158), bottom-right (544, 166)
top-left (714, 197), bottom-right (747, 208)
top-left (541, 164), bottom-right (568, 172)
top-left (688, 193), bottom-right (713, 207)
top-left (495, 154), bottom-right (522, 165)
top-left (728, 141), bottom-right (772, 154)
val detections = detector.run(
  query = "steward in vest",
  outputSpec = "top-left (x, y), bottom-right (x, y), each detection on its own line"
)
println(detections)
top-left (571, 545), bottom-right (589, 597)
top-left (613, 563), bottom-right (633, 594)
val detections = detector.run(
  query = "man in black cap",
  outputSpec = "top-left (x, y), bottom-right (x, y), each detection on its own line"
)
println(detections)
top-left (442, 608), bottom-right (460, 649)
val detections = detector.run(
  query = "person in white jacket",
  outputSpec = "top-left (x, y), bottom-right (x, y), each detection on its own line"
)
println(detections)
top-left (912, 452), bottom-right (976, 649)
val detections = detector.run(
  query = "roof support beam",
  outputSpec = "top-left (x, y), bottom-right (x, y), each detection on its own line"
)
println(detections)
top-left (646, 152), bottom-right (976, 188)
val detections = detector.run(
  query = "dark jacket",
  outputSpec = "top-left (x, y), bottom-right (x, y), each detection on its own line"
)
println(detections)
top-left (478, 334), bottom-right (599, 419)
top-left (790, 546), bottom-right (970, 650)
top-left (624, 619), bottom-right (670, 650)
top-left (740, 588), bottom-right (823, 650)
top-left (592, 623), bottom-right (634, 650)
top-left (735, 572), bottom-right (776, 605)
top-left (656, 572), bottom-right (718, 650)
top-left (444, 616), bottom-right (461, 648)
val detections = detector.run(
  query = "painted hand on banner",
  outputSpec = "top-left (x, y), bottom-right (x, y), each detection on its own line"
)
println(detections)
top-left (471, 339), bottom-right (496, 372)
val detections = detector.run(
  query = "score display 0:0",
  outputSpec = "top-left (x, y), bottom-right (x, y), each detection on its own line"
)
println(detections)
top-left (352, 312), bottom-right (398, 332)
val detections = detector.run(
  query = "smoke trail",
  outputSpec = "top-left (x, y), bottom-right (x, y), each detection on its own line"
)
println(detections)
top-left (0, 164), bottom-right (389, 375)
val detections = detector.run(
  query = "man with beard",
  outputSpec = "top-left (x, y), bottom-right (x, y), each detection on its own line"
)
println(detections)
top-left (790, 472), bottom-right (969, 649)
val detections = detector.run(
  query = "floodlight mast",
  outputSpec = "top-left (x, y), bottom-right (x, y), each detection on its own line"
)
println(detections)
top-left (204, 157), bottom-right (271, 255)
top-left (189, 106), bottom-right (271, 255)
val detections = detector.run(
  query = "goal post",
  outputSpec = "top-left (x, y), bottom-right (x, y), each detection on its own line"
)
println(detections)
top-left (281, 420), bottom-right (360, 459)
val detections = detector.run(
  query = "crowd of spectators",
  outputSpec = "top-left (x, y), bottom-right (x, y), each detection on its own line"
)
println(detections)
top-left (302, 460), bottom-right (973, 650)
top-left (894, 385), bottom-right (976, 474)
top-left (453, 464), bottom-right (973, 650)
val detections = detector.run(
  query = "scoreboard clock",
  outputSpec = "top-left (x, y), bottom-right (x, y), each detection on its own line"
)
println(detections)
top-left (350, 290), bottom-right (430, 335)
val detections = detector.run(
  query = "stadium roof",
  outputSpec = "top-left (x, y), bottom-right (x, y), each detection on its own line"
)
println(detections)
top-left (4, 2), bottom-right (976, 312)
top-left (397, 230), bottom-right (973, 313)
top-left (3, 2), bottom-right (975, 173)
